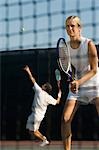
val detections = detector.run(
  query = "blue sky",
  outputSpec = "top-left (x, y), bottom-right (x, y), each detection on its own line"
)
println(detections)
top-left (0, 0), bottom-right (99, 51)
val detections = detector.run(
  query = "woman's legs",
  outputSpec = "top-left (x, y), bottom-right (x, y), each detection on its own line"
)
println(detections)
top-left (61, 100), bottom-right (79, 150)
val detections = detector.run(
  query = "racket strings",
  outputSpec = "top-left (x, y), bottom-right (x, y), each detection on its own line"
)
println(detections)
top-left (57, 38), bottom-right (76, 81)
top-left (60, 43), bottom-right (76, 80)
top-left (59, 46), bottom-right (70, 72)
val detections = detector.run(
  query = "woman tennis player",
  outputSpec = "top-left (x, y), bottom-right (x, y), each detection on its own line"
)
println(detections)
top-left (61, 16), bottom-right (99, 150)
top-left (23, 65), bottom-right (62, 147)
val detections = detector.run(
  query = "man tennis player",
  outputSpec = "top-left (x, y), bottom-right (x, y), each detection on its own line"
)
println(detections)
top-left (23, 65), bottom-right (62, 147)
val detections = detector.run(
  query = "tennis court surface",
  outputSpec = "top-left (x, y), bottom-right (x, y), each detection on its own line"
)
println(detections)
top-left (0, 141), bottom-right (99, 150)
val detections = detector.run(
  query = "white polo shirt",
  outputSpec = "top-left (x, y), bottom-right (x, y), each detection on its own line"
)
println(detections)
top-left (32, 82), bottom-right (57, 121)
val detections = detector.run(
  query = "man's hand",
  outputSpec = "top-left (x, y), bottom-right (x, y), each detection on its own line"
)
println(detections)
top-left (23, 65), bottom-right (30, 72)
top-left (58, 90), bottom-right (62, 98)
top-left (23, 65), bottom-right (36, 84)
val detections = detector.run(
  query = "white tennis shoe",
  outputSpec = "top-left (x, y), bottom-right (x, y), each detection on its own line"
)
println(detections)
top-left (40, 139), bottom-right (49, 147)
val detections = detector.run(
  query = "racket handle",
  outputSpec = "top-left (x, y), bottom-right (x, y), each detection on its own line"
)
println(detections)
top-left (67, 70), bottom-right (75, 82)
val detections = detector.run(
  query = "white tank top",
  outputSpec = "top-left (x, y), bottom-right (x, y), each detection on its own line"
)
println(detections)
top-left (67, 36), bottom-right (99, 88)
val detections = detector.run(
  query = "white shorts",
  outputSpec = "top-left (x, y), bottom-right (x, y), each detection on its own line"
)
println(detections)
top-left (26, 112), bottom-right (41, 131)
top-left (67, 86), bottom-right (99, 105)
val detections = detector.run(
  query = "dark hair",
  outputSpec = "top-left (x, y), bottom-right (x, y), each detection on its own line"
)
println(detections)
top-left (43, 82), bottom-right (52, 94)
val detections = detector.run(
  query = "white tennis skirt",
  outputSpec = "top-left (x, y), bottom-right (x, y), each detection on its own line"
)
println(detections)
top-left (67, 68), bottom-right (99, 104)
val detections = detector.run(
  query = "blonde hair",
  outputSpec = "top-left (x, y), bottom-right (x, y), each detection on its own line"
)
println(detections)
top-left (65, 16), bottom-right (82, 27)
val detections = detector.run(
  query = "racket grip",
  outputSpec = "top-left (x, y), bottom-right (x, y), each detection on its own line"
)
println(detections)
top-left (67, 76), bottom-right (73, 82)
top-left (67, 70), bottom-right (74, 82)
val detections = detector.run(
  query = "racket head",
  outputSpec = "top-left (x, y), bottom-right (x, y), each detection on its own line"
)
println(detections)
top-left (57, 38), bottom-right (71, 74)
top-left (57, 38), bottom-right (73, 81)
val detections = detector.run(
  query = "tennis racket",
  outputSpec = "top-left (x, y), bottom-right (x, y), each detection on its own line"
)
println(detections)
top-left (56, 38), bottom-right (75, 82)
top-left (55, 69), bottom-right (61, 90)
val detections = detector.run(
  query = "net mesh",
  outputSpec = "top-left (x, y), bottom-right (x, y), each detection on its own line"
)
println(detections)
top-left (0, 0), bottom-right (99, 51)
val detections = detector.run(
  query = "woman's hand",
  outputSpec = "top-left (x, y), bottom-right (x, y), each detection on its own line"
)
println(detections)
top-left (70, 80), bottom-right (79, 93)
